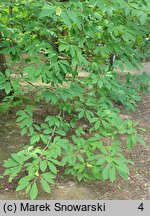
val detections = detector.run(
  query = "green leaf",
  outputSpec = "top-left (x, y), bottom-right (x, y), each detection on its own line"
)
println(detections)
top-left (5, 82), bottom-right (12, 94)
top-left (102, 164), bottom-right (111, 180)
top-left (43, 129), bottom-right (52, 135)
top-left (21, 127), bottom-right (27, 136)
top-left (100, 146), bottom-right (107, 155)
top-left (45, 116), bottom-right (55, 126)
top-left (137, 134), bottom-right (147, 147)
top-left (18, 176), bottom-right (33, 185)
top-left (116, 162), bottom-right (129, 174)
top-left (77, 155), bottom-right (84, 163)
top-left (16, 181), bottom-right (29, 191)
top-left (11, 166), bottom-right (22, 175)
top-left (20, 118), bottom-right (33, 128)
top-left (59, 44), bottom-right (70, 52)
top-left (41, 178), bottom-right (51, 193)
top-left (86, 111), bottom-right (92, 122)
top-left (56, 129), bottom-right (66, 136)
top-left (139, 14), bottom-right (147, 25)
top-left (30, 182), bottom-right (38, 200)
top-left (30, 134), bottom-right (40, 145)
top-left (122, 32), bottom-right (134, 42)
top-left (131, 135), bottom-right (137, 146)
top-left (109, 167), bottom-right (116, 182)
top-left (40, 160), bottom-right (47, 172)
top-left (48, 162), bottom-right (57, 174)
top-left (40, 134), bottom-right (48, 144)
top-left (40, 6), bottom-right (55, 18)
top-left (98, 80), bottom-right (103, 88)
top-left (77, 173), bottom-right (83, 181)
top-left (96, 158), bottom-right (105, 165)
top-left (0, 72), bottom-right (7, 83)
top-left (95, 120), bottom-right (100, 130)
top-left (126, 136), bottom-right (132, 150)
top-left (97, 0), bottom-right (105, 9)
top-left (42, 91), bottom-right (58, 104)
top-left (11, 153), bottom-right (22, 164)
top-left (16, 110), bottom-right (27, 116)
top-left (118, 170), bottom-right (128, 180)
top-left (78, 111), bottom-right (84, 119)
top-left (42, 172), bottom-right (55, 184)
top-left (60, 11), bottom-right (72, 29)
top-left (3, 159), bottom-right (18, 168)
top-left (26, 184), bottom-right (31, 194)
top-left (33, 124), bottom-right (41, 131)
top-left (66, 10), bottom-right (81, 29)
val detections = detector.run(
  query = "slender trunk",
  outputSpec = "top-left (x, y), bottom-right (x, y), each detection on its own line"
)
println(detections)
top-left (109, 54), bottom-right (116, 68)
top-left (9, 1), bottom-right (13, 17)
top-left (0, 32), bottom-right (7, 101)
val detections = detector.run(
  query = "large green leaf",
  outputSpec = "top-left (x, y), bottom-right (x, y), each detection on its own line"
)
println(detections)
top-left (30, 182), bottom-right (38, 200)
top-left (41, 178), bottom-right (51, 193)
top-left (102, 164), bottom-right (111, 180)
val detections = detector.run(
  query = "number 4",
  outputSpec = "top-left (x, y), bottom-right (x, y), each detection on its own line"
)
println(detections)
top-left (138, 203), bottom-right (144, 211)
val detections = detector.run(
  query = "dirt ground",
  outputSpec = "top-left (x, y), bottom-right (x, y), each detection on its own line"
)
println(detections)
top-left (0, 63), bottom-right (150, 200)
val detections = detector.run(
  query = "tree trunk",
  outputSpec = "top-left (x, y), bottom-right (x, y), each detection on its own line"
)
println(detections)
top-left (0, 32), bottom-right (7, 101)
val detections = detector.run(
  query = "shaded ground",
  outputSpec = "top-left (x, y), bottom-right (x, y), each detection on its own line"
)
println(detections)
top-left (0, 64), bottom-right (150, 200)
